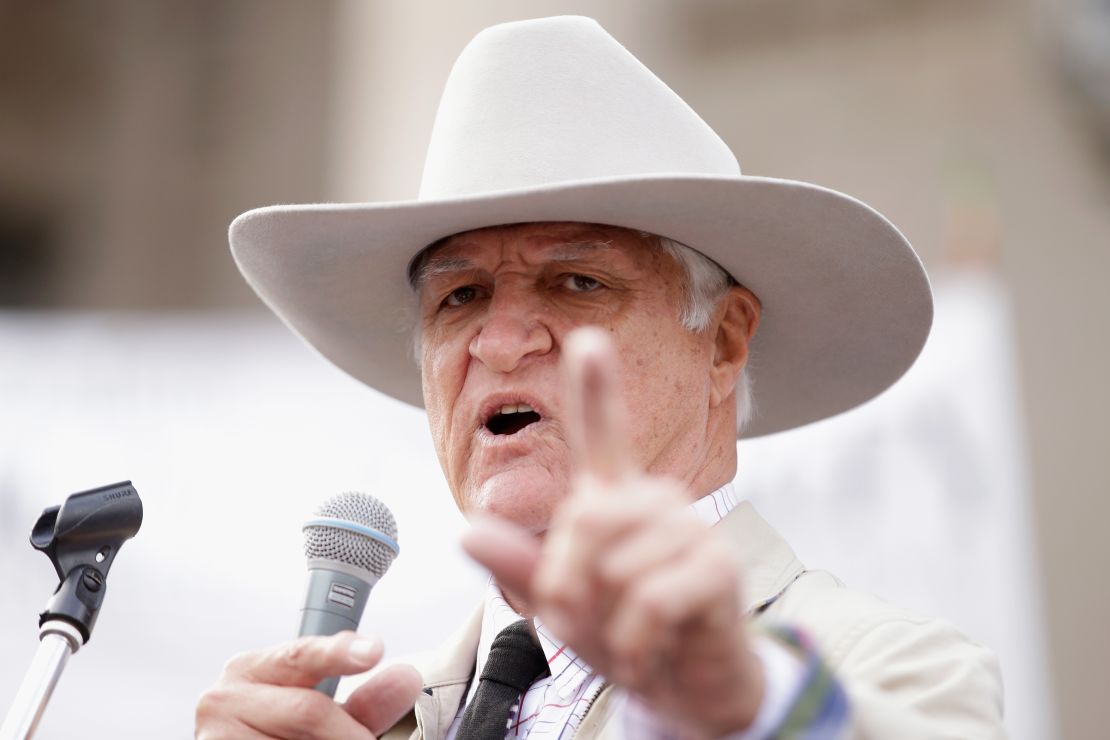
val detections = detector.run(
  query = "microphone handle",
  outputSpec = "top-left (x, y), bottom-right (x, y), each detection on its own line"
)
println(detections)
top-left (298, 565), bottom-right (377, 697)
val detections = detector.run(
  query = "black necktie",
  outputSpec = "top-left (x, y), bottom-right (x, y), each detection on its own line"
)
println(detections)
top-left (455, 619), bottom-right (551, 740)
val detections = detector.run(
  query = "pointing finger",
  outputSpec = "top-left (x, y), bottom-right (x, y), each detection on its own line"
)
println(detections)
top-left (462, 514), bottom-right (542, 603)
top-left (564, 326), bottom-right (631, 482)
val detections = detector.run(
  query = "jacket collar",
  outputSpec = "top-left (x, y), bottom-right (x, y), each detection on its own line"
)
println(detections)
top-left (718, 501), bottom-right (806, 613)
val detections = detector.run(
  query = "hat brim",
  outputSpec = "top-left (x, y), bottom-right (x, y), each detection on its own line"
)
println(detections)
top-left (230, 174), bottom-right (932, 438)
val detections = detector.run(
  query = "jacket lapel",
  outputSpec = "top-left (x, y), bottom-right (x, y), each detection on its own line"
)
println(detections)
top-left (389, 603), bottom-right (482, 740)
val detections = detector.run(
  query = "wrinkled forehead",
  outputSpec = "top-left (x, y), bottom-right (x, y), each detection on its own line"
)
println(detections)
top-left (407, 221), bottom-right (655, 290)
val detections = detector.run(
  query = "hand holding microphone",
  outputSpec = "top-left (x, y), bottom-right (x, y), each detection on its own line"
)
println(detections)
top-left (195, 493), bottom-right (421, 740)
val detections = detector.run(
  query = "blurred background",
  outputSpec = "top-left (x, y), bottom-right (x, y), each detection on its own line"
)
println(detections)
top-left (2, 0), bottom-right (1107, 737)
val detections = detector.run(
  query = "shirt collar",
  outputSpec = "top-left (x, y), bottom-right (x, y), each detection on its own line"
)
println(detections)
top-left (688, 480), bottom-right (742, 526)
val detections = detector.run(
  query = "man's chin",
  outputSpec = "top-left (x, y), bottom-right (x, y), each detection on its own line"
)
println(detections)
top-left (467, 466), bottom-right (565, 534)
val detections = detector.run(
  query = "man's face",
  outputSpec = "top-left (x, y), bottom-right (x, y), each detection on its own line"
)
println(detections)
top-left (415, 222), bottom-right (719, 532)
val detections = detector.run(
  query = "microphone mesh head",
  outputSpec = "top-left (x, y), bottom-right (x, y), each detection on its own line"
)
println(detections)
top-left (304, 492), bottom-right (398, 578)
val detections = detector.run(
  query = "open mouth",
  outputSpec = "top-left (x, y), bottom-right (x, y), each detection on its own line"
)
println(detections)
top-left (485, 403), bottom-right (542, 436)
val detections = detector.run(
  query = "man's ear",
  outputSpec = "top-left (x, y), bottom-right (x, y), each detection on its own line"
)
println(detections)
top-left (709, 285), bottom-right (761, 408)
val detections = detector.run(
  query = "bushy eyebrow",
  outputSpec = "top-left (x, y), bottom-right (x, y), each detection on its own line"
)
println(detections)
top-left (411, 255), bottom-right (472, 289)
top-left (546, 239), bottom-right (614, 261)
top-left (409, 239), bottom-right (614, 291)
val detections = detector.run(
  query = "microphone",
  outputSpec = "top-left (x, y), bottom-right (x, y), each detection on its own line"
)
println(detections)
top-left (298, 492), bottom-right (400, 697)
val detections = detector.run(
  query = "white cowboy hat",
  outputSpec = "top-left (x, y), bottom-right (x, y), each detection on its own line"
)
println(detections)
top-left (230, 15), bottom-right (932, 438)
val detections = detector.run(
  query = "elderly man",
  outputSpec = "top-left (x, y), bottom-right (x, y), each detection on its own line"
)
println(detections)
top-left (198, 16), bottom-right (1004, 740)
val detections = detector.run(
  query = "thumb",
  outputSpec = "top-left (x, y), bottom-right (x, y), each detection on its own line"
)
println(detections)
top-left (462, 514), bottom-right (541, 603)
top-left (345, 663), bottom-right (423, 736)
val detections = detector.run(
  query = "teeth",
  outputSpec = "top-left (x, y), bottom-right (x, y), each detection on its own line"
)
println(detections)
top-left (498, 403), bottom-right (535, 415)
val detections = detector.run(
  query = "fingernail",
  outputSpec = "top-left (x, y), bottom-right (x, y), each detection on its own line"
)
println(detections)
top-left (349, 637), bottom-right (379, 664)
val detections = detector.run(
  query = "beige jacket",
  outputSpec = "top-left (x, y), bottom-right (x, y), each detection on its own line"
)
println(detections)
top-left (382, 503), bottom-right (1005, 739)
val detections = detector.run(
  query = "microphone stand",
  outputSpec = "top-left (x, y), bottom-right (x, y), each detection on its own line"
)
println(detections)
top-left (0, 621), bottom-right (84, 740)
top-left (0, 482), bottom-right (143, 740)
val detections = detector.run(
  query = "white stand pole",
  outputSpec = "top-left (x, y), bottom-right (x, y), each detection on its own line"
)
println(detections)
top-left (0, 620), bottom-right (84, 740)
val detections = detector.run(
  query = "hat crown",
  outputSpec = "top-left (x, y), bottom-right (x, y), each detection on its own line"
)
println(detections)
top-left (419, 16), bottom-right (740, 200)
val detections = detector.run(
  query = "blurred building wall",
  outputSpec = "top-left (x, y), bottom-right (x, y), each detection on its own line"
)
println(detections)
top-left (0, 0), bottom-right (334, 308)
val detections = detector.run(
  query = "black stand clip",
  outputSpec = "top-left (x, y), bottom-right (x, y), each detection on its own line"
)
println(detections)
top-left (0, 481), bottom-right (143, 740)
top-left (30, 480), bottom-right (144, 643)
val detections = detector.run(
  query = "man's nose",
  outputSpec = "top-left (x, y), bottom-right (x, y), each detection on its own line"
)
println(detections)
top-left (469, 291), bottom-right (553, 373)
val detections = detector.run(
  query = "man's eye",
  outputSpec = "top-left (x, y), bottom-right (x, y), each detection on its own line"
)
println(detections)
top-left (443, 286), bottom-right (479, 307)
top-left (563, 274), bottom-right (602, 292)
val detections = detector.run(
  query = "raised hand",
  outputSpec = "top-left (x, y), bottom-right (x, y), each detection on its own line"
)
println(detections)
top-left (463, 327), bottom-right (764, 738)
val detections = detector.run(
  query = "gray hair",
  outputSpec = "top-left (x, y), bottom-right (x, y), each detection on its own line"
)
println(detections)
top-left (654, 236), bottom-right (754, 433)
top-left (408, 231), bottom-right (755, 433)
